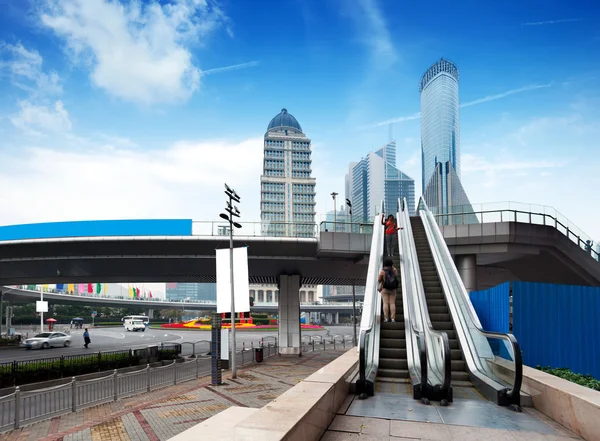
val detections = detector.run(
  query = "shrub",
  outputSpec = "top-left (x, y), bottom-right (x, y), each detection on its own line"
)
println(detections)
top-left (536, 366), bottom-right (600, 391)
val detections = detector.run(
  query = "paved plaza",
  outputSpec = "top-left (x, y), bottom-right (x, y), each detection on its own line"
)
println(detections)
top-left (0, 350), bottom-right (347, 441)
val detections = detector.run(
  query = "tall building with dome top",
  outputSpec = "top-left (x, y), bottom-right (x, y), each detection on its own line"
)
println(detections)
top-left (260, 108), bottom-right (316, 237)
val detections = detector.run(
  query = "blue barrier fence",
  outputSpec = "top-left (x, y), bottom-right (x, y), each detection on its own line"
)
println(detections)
top-left (470, 283), bottom-right (511, 359)
top-left (471, 281), bottom-right (600, 379)
top-left (513, 281), bottom-right (600, 379)
top-left (0, 219), bottom-right (193, 241)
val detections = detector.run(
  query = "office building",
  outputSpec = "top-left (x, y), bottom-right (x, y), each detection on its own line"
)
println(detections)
top-left (345, 141), bottom-right (415, 222)
top-left (420, 58), bottom-right (474, 223)
top-left (260, 108), bottom-right (316, 237)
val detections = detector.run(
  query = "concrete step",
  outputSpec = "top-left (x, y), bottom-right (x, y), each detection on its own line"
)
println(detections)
top-left (377, 368), bottom-right (409, 379)
top-left (379, 358), bottom-right (408, 370)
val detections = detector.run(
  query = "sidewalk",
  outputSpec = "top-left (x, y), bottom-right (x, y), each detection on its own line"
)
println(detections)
top-left (1, 350), bottom-right (347, 441)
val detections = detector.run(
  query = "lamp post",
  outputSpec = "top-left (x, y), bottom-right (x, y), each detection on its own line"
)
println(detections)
top-left (345, 198), bottom-right (353, 233)
top-left (220, 183), bottom-right (242, 379)
top-left (331, 192), bottom-right (338, 231)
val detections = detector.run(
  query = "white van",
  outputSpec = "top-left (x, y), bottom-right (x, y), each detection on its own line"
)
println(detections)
top-left (124, 319), bottom-right (146, 332)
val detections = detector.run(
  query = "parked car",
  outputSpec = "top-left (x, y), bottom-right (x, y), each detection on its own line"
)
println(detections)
top-left (22, 332), bottom-right (71, 349)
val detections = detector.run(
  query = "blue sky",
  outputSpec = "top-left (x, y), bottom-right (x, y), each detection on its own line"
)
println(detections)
top-left (1, 0), bottom-right (599, 240)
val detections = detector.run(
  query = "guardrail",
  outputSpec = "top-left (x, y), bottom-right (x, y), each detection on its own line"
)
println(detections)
top-left (0, 345), bottom-right (181, 389)
top-left (432, 202), bottom-right (599, 263)
top-left (190, 221), bottom-right (373, 237)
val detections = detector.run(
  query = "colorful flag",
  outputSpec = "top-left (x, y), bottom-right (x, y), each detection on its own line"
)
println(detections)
top-left (56, 284), bottom-right (64, 291)
top-left (87, 284), bottom-right (93, 293)
top-left (149, 291), bottom-right (153, 299)
top-left (96, 283), bottom-right (102, 294)
top-left (78, 284), bottom-right (85, 294)
top-left (129, 286), bottom-right (134, 297)
top-left (103, 283), bottom-right (108, 295)
top-left (135, 287), bottom-right (140, 298)
top-left (68, 283), bottom-right (74, 294)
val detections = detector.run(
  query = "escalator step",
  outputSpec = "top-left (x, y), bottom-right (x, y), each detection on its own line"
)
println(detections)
top-left (451, 360), bottom-right (466, 371)
top-left (379, 358), bottom-right (408, 370)
top-left (378, 368), bottom-right (409, 379)
top-left (449, 340), bottom-right (459, 350)
top-left (428, 306), bottom-right (448, 314)
top-left (432, 321), bottom-right (454, 329)
top-left (381, 329), bottom-right (405, 339)
top-left (379, 348), bottom-right (407, 359)
top-left (380, 338), bottom-right (406, 349)
top-left (429, 313), bottom-right (451, 322)
top-left (427, 299), bottom-right (447, 306)
top-left (443, 330), bottom-right (457, 340)
top-left (381, 321), bottom-right (405, 329)
top-left (451, 349), bottom-right (462, 360)
top-left (451, 371), bottom-right (470, 382)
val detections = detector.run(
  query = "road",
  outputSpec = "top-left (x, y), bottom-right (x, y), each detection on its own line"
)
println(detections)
top-left (0, 325), bottom-right (355, 362)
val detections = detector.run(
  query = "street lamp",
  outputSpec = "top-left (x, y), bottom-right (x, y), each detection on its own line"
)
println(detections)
top-left (345, 198), bottom-right (357, 346)
top-left (345, 199), bottom-right (353, 233)
top-left (331, 192), bottom-right (338, 231)
top-left (220, 183), bottom-right (242, 379)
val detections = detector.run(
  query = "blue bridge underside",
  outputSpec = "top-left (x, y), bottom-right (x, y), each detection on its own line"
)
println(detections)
top-left (0, 219), bottom-right (193, 241)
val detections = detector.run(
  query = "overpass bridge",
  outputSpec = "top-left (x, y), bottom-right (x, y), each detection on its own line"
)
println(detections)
top-left (0, 286), bottom-right (362, 314)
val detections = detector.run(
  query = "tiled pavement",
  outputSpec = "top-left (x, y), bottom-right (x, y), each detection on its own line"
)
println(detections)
top-left (0, 350), bottom-right (347, 441)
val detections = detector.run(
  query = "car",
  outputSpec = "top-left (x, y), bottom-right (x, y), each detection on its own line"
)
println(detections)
top-left (124, 319), bottom-right (146, 332)
top-left (22, 332), bottom-right (72, 350)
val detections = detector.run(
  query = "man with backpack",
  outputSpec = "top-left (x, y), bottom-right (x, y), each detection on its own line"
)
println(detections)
top-left (378, 257), bottom-right (399, 323)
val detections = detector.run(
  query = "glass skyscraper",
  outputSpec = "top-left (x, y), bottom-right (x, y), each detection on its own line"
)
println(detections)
top-left (420, 58), bottom-right (474, 223)
top-left (345, 141), bottom-right (415, 222)
top-left (260, 109), bottom-right (316, 237)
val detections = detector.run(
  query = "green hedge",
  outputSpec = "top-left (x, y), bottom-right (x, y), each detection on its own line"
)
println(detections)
top-left (536, 366), bottom-right (600, 391)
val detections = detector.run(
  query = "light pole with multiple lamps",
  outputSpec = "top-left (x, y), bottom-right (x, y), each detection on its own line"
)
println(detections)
top-left (345, 198), bottom-right (357, 345)
top-left (220, 184), bottom-right (242, 379)
top-left (330, 192), bottom-right (338, 231)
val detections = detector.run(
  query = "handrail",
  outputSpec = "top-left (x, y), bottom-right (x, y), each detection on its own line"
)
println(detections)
top-left (419, 197), bottom-right (522, 407)
top-left (398, 198), bottom-right (452, 403)
top-left (432, 207), bottom-right (599, 263)
top-left (357, 201), bottom-right (385, 398)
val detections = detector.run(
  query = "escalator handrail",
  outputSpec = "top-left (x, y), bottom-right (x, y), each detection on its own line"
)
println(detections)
top-left (357, 201), bottom-right (386, 394)
top-left (399, 198), bottom-right (452, 397)
top-left (418, 197), bottom-right (523, 401)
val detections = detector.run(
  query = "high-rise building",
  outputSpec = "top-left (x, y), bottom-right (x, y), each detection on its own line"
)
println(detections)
top-left (420, 58), bottom-right (474, 222)
top-left (260, 109), bottom-right (316, 237)
top-left (345, 141), bottom-right (415, 222)
top-left (165, 283), bottom-right (216, 302)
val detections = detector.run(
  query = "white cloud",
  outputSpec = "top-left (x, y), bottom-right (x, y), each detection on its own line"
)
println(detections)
top-left (356, 0), bottom-right (396, 65)
top-left (10, 100), bottom-right (72, 135)
top-left (40, 0), bottom-right (230, 104)
top-left (523, 18), bottom-right (582, 26)
top-left (0, 135), bottom-right (264, 229)
top-left (0, 42), bottom-right (62, 96)
top-left (202, 61), bottom-right (259, 75)
top-left (460, 84), bottom-right (551, 108)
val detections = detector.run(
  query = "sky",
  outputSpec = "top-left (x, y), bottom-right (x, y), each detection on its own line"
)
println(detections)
top-left (1, 0), bottom-right (600, 248)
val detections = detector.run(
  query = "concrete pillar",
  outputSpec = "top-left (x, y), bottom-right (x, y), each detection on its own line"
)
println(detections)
top-left (278, 275), bottom-right (302, 356)
top-left (456, 254), bottom-right (477, 293)
top-left (335, 313), bottom-right (339, 324)
top-left (147, 309), bottom-right (154, 319)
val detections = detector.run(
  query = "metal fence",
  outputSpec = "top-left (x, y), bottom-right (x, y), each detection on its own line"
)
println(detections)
top-left (0, 345), bottom-right (182, 389)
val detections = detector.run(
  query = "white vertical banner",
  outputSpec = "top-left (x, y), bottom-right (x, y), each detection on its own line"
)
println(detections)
top-left (216, 247), bottom-right (250, 313)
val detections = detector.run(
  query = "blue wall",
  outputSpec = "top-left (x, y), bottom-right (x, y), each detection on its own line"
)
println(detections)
top-left (0, 219), bottom-right (192, 241)
top-left (470, 282), bottom-right (511, 359)
top-left (513, 281), bottom-right (600, 379)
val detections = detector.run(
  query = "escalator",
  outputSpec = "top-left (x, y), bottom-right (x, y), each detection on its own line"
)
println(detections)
top-left (416, 197), bottom-right (523, 408)
top-left (377, 240), bottom-right (408, 380)
top-left (411, 216), bottom-right (470, 385)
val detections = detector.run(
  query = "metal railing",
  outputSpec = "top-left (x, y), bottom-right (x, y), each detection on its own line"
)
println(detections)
top-left (0, 340), bottom-right (279, 433)
top-left (357, 201), bottom-right (385, 397)
top-left (190, 221), bottom-right (373, 238)
top-left (432, 202), bottom-right (599, 263)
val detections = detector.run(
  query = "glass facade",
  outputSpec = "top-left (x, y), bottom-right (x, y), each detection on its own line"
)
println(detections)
top-left (165, 283), bottom-right (216, 302)
top-left (260, 109), bottom-right (316, 237)
top-left (420, 58), bottom-right (472, 220)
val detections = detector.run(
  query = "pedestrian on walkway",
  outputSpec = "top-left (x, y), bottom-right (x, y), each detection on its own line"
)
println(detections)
top-left (382, 214), bottom-right (402, 257)
top-left (83, 328), bottom-right (91, 348)
top-left (378, 257), bottom-right (399, 323)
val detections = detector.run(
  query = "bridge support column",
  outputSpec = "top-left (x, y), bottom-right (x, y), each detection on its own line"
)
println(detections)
top-left (147, 309), bottom-right (154, 319)
top-left (456, 254), bottom-right (477, 293)
top-left (334, 313), bottom-right (339, 324)
top-left (278, 275), bottom-right (302, 356)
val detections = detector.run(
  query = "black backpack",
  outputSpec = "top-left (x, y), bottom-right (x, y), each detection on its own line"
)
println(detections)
top-left (382, 268), bottom-right (398, 290)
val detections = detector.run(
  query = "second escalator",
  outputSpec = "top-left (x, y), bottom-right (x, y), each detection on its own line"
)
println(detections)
top-left (410, 216), bottom-right (471, 386)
